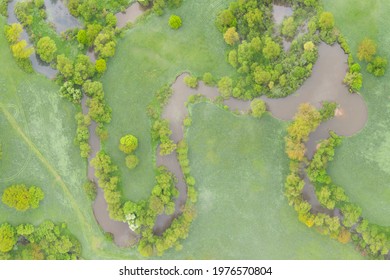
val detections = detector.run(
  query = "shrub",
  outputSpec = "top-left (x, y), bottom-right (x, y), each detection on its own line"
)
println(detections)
top-left (168, 15), bottom-right (182, 29)
top-left (250, 99), bottom-right (266, 118)
top-left (184, 75), bottom-right (198, 88)
top-left (126, 155), bottom-right (139, 170)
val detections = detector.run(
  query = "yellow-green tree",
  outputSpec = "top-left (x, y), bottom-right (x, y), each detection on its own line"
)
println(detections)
top-left (223, 27), bottom-right (239, 46)
top-left (1, 184), bottom-right (44, 211)
top-left (119, 134), bottom-right (138, 154)
top-left (357, 38), bottom-right (377, 62)
top-left (0, 223), bottom-right (16, 253)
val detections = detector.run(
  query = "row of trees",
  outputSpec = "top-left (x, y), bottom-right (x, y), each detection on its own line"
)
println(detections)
top-left (306, 133), bottom-right (390, 258)
top-left (0, 221), bottom-right (81, 260)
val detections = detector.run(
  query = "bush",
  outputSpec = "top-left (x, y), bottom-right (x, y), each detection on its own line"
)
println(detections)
top-left (83, 181), bottom-right (97, 201)
top-left (202, 72), bottom-right (215, 85)
top-left (168, 15), bottom-right (182, 29)
top-left (184, 75), bottom-right (198, 88)
top-left (367, 56), bottom-right (387, 77)
top-left (126, 155), bottom-right (139, 170)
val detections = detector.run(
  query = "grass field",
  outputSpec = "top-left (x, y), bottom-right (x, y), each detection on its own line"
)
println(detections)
top-left (324, 0), bottom-right (390, 226)
top-left (102, 0), bottom-right (236, 202)
top-left (163, 103), bottom-right (362, 259)
top-left (0, 17), bottom-right (139, 260)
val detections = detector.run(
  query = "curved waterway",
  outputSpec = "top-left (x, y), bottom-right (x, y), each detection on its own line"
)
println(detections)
top-left (44, 0), bottom-right (80, 34)
top-left (153, 42), bottom-right (368, 234)
top-left (115, 2), bottom-right (147, 29)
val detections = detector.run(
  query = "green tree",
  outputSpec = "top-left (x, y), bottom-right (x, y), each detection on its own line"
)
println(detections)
top-left (223, 27), bottom-right (239, 46)
top-left (357, 38), bottom-right (377, 62)
top-left (126, 155), bottom-right (139, 170)
top-left (250, 99), bottom-right (266, 118)
top-left (5, 23), bottom-right (22, 44)
top-left (281, 17), bottom-right (297, 39)
top-left (262, 37), bottom-right (280, 60)
top-left (36, 37), bottom-right (57, 63)
top-left (105, 13), bottom-right (117, 27)
top-left (184, 75), bottom-right (198, 88)
top-left (83, 181), bottom-right (97, 201)
top-left (76, 29), bottom-right (87, 46)
top-left (367, 56), bottom-right (387, 76)
top-left (95, 58), bottom-right (107, 74)
top-left (215, 9), bottom-right (235, 32)
top-left (319, 12), bottom-right (335, 31)
top-left (0, 223), bottom-right (16, 253)
top-left (56, 54), bottom-right (74, 79)
top-left (119, 134), bottom-right (138, 154)
top-left (168, 15), bottom-right (182, 29)
top-left (218, 76), bottom-right (233, 98)
top-left (11, 40), bottom-right (34, 59)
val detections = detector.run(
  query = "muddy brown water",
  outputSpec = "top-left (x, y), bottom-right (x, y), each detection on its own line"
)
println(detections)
top-left (273, 4), bottom-right (293, 25)
top-left (44, 0), bottom-right (80, 34)
top-left (115, 2), bottom-right (146, 29)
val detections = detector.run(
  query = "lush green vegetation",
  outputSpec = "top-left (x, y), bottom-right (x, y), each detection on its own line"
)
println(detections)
top-left (161, 103), bottom-right (361, 259)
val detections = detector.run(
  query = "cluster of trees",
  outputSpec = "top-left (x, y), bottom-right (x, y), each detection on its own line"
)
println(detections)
top-left (0, 221), bottom-right (81, 260)
top-left (357, 38), bottom-right (387, 77)
top-left (91, 151), bottom-right (124, 220)
top-left (119, 134), bottom-right (140, 170)
top-left (4, 23), bottom-right (34, 72)
top-left (354, 219), bottom-right (390, 258)
top-left (304, 123), bottom-right (390, 258)
top-left (83, 80), bottom-right (112, 124)
top-left (215, 0), bottom-right (327, 99)
top-left (74, 113), bottom-right (91, 158)
top-left (1, 184), bottom-right (44, 211)
top-left (285, 103), bottom-right (321, 161)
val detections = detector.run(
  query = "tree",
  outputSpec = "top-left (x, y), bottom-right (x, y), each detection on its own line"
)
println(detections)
top-left (36, 37), bottom-right (57, 63)
top-left (1, 184), bottom-right (44, 211)
top-left (250, 99), bottom-right (266, 118)
top-left (11, 40), bottom-right (34, 59)
top-left (367, 56), bottom-right (387, 76)
top-left (215, 9), bottom-right (235, 32)
top-left (223, 27), bottom-right (239, 46)
top-left (105, 13), bottom-right (117, 27)
top-left (126, 155), bottom-right (139, 170)
top-left (281, 17), bottom-right (297, 39)
top-left (5, 23), bottom-right (22, 44)
top-left (0, 223), bottom-right (16, 253)
top-left (304, 41), bottom-right (315, 52)
top-left (119, 134), bottom-right (138, 154)
top-left (168, 15), bottom-right (182, 29)
top-left (218, 76), bottom-right (233, 98)
top-left (95, 58), bottom-right (107, 74)
top-left (94, 28), bottom-right (116, 58)
top-left (56, 54), bottom-right (74, 79)
top-left (262, 37), bottom-right (280, 60)
top-left (319, 12), bottom-right (335, 31)
top-left (357, 38), bottom-right (377, 62)
top-left (83, 181), bottom-right (97, 201)
top-left (73, 54), bottom-right (95, 85)
top-left (76, 29), bottom-right (87, 46)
